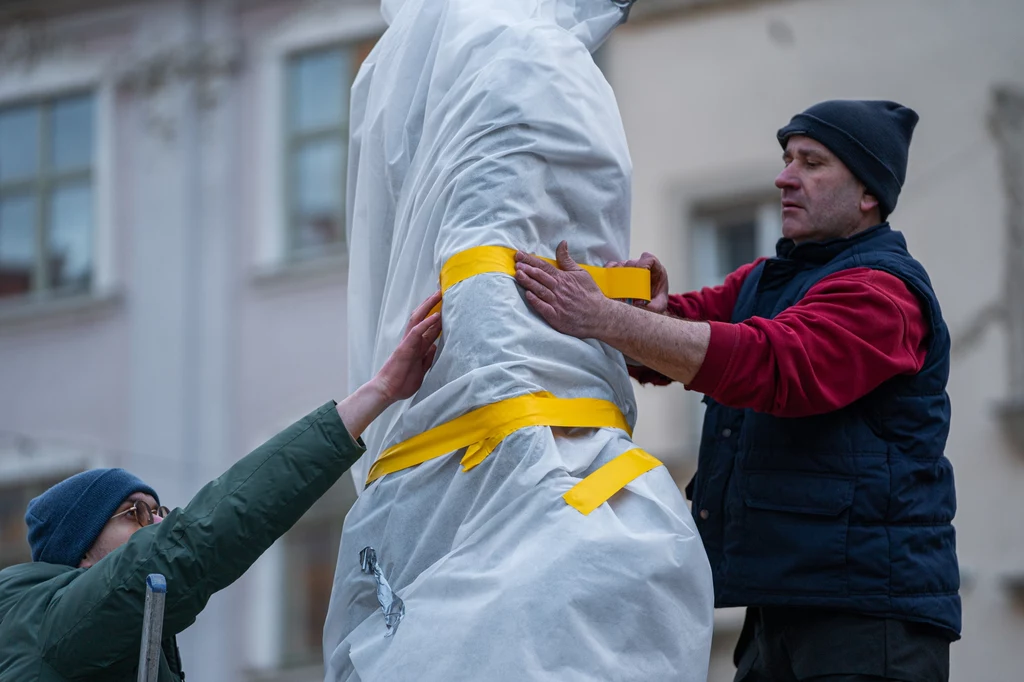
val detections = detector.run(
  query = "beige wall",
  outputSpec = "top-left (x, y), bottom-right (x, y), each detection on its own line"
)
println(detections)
top-left (608, 0), bottom-right (1024, 679)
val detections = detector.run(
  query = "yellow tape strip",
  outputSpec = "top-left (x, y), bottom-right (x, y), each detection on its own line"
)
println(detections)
top-left (366, 392), bottom-right (633, 485)
top-left (562, 448), bottom-right (662, 516)
top-left (440, 245), bottom-right (651, 300)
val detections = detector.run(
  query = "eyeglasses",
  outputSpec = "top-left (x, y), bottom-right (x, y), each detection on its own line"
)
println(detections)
top-left (110, 500), bottom-right (170, 528)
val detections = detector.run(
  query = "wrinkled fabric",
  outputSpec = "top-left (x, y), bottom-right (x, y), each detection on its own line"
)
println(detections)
top-left (324, 1), bottom-right (714, 680)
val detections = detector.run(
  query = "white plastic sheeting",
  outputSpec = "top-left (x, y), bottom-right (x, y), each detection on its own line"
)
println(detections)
top-left (323, 0), bottom-right (715, 679)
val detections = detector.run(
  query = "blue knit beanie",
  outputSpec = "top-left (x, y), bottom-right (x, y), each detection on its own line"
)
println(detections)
top-left (25, 468), bottom-right (159, 567)
top-left (777, 100), bottom-right (919, 219)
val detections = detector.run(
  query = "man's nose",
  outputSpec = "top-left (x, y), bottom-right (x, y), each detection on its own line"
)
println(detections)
top-left (776, 166), bottom-right (799, 190)
top-left (152, 514), bottom-right (163, 524)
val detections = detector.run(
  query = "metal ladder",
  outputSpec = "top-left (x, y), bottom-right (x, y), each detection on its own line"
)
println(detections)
top-left (137, 574), bottom-right (167, 682)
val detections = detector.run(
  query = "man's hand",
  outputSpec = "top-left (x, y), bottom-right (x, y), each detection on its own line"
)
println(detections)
top-left (514, 241), bottom-right (611, 339)
top-left (517, 242), bottom-right (709, 386)
top-left (606, 252), bottom-right (669, 315)
top-left (373, 291), bottom-right (443, 402)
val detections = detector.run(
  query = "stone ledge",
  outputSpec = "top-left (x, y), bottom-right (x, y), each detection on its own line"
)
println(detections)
top-left (251, 251), bottom-right (349, 290)
top-left (0, 289), bottom-right (123, 328)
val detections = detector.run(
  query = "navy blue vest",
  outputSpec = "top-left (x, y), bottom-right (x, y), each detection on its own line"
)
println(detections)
top-left (691, 223), bottom-right (961, 638)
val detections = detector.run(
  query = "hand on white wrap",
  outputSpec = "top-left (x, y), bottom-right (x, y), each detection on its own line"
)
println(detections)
top-left (514, 241), bottom-right (610, 340)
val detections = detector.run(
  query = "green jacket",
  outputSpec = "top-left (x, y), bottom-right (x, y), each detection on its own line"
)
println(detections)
top-left (0, 402), bottom-right (363, 681)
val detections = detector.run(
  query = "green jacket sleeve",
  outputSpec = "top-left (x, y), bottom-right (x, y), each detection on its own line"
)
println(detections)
top-left (41, 401), bottom-right (365, 678)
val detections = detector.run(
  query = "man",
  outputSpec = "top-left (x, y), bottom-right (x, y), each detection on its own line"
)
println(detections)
top-left (514, 100), bottom-right (959, 681)
top-left (0, 293), bottom-right (442, 681)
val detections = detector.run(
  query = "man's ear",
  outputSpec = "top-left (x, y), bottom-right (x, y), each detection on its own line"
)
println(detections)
top-left (860, 190), bottom-right (880, 216)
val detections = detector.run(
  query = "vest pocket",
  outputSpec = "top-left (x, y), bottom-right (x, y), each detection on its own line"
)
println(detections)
top-left (731, 471), bottom-right (854, 595)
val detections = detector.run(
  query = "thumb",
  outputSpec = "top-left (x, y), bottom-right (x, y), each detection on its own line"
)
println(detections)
top-left (555, 241), bottom-right (582, 271)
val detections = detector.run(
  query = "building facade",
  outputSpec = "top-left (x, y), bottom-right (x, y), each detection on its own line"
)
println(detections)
top-left (0, 0), bottom-right (1021, 680)
top-left (0, 1), bottom-right (380, 680)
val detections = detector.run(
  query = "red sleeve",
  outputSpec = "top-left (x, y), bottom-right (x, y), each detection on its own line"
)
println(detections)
top-left (628, 259), bottom-right (765, 386)
top-left (666, 258), bottom-right (766, 322)
top-left (687, 268), bottom-right (929, 417)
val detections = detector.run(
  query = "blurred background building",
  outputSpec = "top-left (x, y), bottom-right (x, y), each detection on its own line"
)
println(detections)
top-left (0, 0), bottom-right (1021, 680)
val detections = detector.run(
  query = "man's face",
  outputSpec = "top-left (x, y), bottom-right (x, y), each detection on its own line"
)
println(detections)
top-left (78, 492), bottom-right (163, 568)
top-left (775, 135), bottom-right (880, 244)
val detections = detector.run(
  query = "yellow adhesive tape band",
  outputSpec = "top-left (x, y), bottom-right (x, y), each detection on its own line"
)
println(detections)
top-left (440, 245), bottom-right (651, 301)
top-left (366, 392), bottom-right (633, 485)
top-left (562, 448), bottom-right (663, 516)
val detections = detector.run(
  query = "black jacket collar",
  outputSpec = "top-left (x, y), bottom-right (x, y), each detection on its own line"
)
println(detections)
top-left (775, 223), bottom-right (891, 265)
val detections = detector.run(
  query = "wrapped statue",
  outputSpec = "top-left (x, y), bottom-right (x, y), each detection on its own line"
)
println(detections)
top-left (323, 1), bottom-right (714, 679)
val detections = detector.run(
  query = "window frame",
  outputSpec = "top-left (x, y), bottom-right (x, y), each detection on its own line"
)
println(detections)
top-left (252, 6), bottom-right (386, 275)
top-left (0, 52), bottom-right (116, 315)
top-left (280, 45), bottom-right (360, 263)
top-left (685, 196), bottom-right (781, 453)
top-left (0, 89), bottom-right (96, 300)
top-left (689, 199), bottom-right (780, 289)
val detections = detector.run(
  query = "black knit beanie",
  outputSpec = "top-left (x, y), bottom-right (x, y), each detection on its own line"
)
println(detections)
top-left (777, 100), bottom-right (919, 219)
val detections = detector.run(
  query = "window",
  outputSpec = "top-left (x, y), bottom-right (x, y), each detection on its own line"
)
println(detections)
top-left (279, 472), bottom-right (358, 668)
top-left (0, 443), bottom-right (86, 569)
top-left (690, 201), bottom-right (780, 289)
top-left (0, 92), bottom-right (95, 300)
top-left (284, 39), bottom-right (375, 261)
top-left (686, 199), bottom-right (781, 449)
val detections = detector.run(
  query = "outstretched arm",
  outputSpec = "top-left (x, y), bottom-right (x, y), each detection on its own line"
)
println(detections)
top-left (517, 244), bottom-right (928, 418)
top-left (42, 292), bottom-right (442, 679)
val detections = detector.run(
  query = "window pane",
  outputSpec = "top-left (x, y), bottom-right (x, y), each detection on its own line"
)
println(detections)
top-left (48, 181), bottom-right (93, 292)
top-left (291, 139), bottom-right (344, 252)
top-left (51, 95), bottom-right (94, 172)
top-left (715, 219), bottom-right (757, 279)
top-left (0, 193), bottom-right (37, 297)
top-left (288, 48), bottom-right (348, 132)
top-left (0, 105), bottom-right (39, 182)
